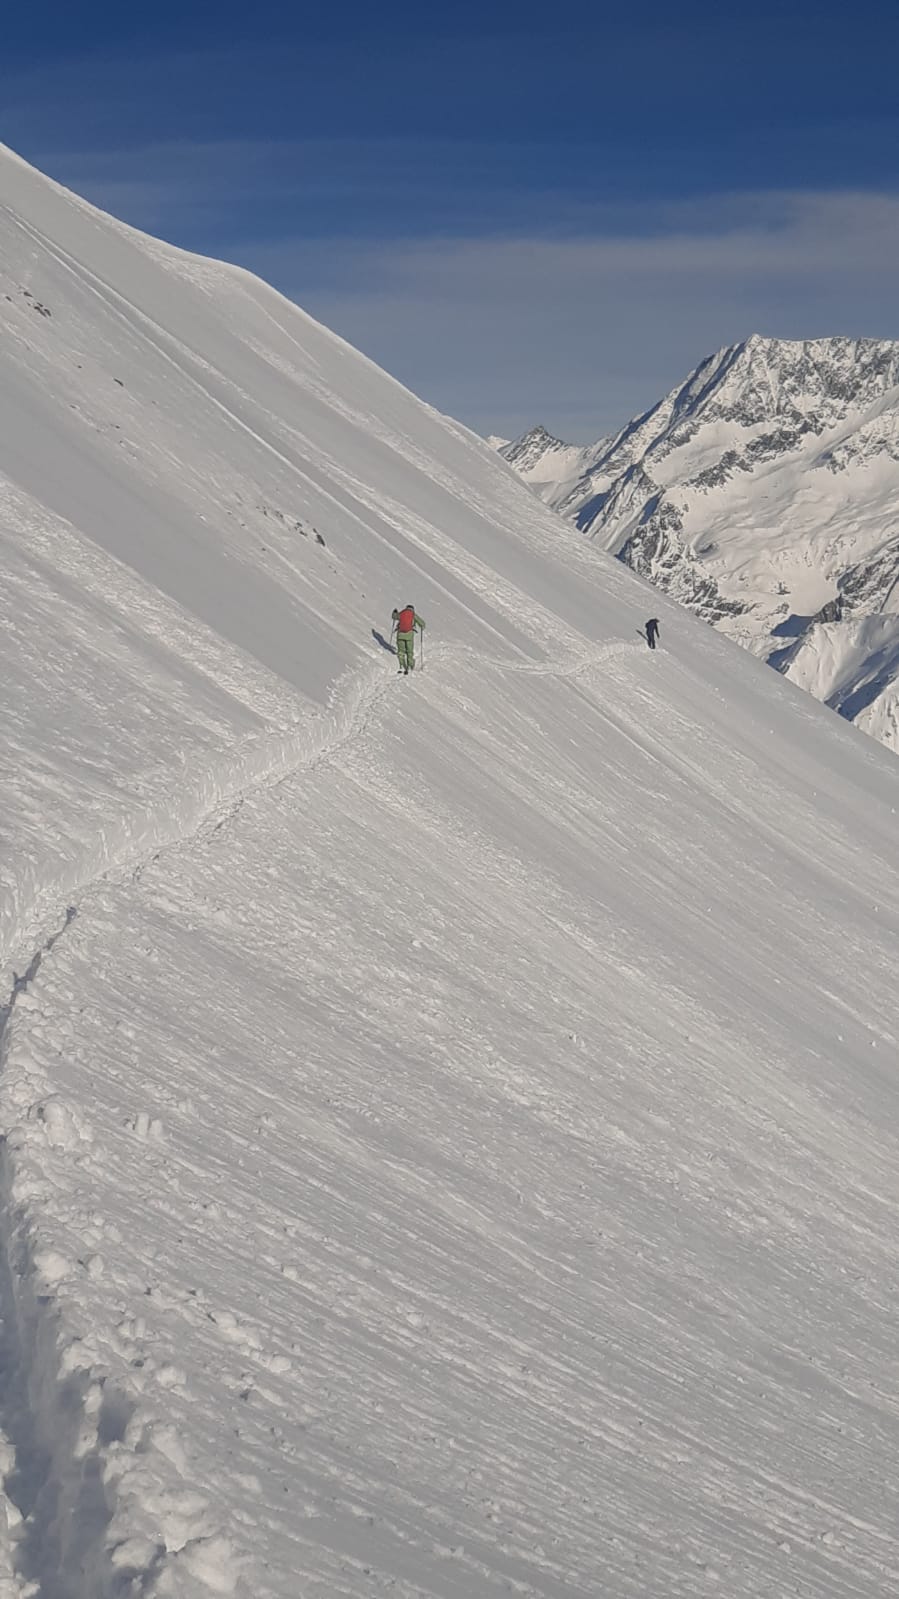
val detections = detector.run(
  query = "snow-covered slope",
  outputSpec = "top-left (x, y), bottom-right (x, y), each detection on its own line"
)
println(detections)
top-left (501, 336), bottom-right (899, 751)
top-left (4, 149), bottom-right (899, 1599)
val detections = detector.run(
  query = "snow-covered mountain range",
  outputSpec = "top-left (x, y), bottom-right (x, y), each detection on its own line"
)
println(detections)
top-left (501, 336), bottom-right (899, 750)
top-left (4, 147), bottom-right (899, 1599)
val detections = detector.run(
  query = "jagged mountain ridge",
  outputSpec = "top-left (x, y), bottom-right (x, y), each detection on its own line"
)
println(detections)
top-left (500, 335), bottom-right (899, 751)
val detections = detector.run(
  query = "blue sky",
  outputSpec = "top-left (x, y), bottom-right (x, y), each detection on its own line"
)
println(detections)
top-left (4, 0), bottom-right (899, 438)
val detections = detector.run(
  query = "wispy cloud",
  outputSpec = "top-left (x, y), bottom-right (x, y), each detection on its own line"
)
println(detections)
top-left (239, 190), bottom-right (899, 439)
top-left (13, 134), bottom-right (899, 440)
top-left (31, 136), bottom-right (657, 246)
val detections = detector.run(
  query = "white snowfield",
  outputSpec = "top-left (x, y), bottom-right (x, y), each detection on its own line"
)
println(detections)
top-left (2, 147), bottom-right (899, 1599)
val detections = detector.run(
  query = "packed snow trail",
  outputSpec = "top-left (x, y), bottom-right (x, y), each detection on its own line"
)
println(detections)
top-left (4, 144), bottom-right (899, 1598)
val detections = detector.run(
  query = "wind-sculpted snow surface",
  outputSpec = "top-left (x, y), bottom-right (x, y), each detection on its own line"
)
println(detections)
top-left (3, 148), bottom-right (899, 1598)
top-left (501, 335), bottom-right (899, 753)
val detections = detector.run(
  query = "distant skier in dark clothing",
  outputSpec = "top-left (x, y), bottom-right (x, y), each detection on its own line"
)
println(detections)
top-left (645, 618), bottom-right (660, 650)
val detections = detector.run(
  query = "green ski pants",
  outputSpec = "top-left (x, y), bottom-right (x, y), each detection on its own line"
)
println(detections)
top-left (396, 632), bottom-right (415, 671)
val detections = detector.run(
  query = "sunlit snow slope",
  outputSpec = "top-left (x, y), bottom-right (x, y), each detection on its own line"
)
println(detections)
top-left (3, 146), bottom-right (899, 1599)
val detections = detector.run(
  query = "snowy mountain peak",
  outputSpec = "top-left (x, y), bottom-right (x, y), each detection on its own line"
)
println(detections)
top-left (497, 424), bottom-right (600, 505)
top-left (500, 421), bottom-right (569, 465)
top-left (501, 333), bottom-right (899, 750)
top-left (682, 333), bottom-right (899, 424)
top-left (562, 334), bottom-right (899, 495)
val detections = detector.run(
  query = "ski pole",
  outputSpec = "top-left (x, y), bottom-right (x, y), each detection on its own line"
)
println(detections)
top-left (420, 629), bottom-right (425, 672)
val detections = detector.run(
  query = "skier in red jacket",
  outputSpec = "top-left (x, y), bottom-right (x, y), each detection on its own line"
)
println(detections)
top-left (391, 605), bottom-right (426, 674)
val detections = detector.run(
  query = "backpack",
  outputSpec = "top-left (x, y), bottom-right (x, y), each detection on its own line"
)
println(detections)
top-left (396, 606), bottom-right (415, 633)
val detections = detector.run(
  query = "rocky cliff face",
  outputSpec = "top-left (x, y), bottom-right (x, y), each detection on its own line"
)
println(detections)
top-left (500, 336), bottom-right (899, 751)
